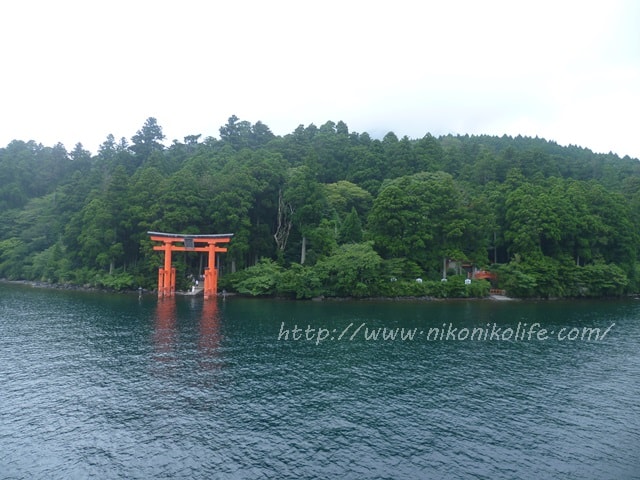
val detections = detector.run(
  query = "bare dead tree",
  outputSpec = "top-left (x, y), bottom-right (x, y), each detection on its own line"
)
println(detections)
top-left (274, 189), bottom-right (293, 251)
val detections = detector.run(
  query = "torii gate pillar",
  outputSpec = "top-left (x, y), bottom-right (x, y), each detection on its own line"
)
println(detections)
top-left (148, 232), bottom-right (233, 299)
top-left (203, 241), bottom-right (230, 299)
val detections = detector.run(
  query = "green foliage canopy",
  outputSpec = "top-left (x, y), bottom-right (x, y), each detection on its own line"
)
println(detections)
top-left (1, 116), bottom-right (639, 298)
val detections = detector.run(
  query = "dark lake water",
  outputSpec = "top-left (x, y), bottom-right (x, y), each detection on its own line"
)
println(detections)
top-left (1, 282), bottom-right (639, 479)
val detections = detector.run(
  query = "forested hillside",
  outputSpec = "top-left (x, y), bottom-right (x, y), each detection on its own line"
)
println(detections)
top-left (1, 116), bottom-right (639, 298)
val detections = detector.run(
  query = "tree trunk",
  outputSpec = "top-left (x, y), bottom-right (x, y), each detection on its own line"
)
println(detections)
top-left (301, 236), bottom-right (307, 265)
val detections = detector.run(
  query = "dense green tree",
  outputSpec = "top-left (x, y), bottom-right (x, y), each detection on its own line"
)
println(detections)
top-left (314, 242), bottom-right (382, 297)
top-left (311, 120), bottom-right (351, 183)
top-left (219, 115), bottom-right (251, 150)
top-left (283, 165), bottom-right (328, 264)
top-left (228, 258), bottom-right (282, 296)
top-left (70, 142), bottom-right (92, 165)
top-left (414, 133), bottom-right (445, 172)
top-left (368, 171), bottom-right (472, 275)
top-left (324, 180), bottom-right (373, 218)
top-left (205, 160), bottom-right (261, 270)
top-left (151, 168), bottom-right (205, 233)
top-left (339, 207), bottom-right (363, 244)
top-left (75, 198), bottom-right (117, 270)
top-left (0, 238), bottom-right (27, 279)
top-left (131, 117), bottom-right (165, 162)
top-left (275, 263), bottom-right (322, 299)
top-left (504, 181), bottom-right (564, 259)
top-left (1, 118), bottom-right (639, 298)
top-left (367, 177), bottom-right (430, 262)
top-left (345, 144), bottom-right (386, 193)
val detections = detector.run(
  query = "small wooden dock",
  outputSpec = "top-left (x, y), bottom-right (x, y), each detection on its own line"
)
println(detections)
top-left (180, 285), bottom-right (204, 296)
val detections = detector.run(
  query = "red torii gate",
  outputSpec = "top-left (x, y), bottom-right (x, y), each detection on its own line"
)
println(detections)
top-left (148, 231), bottom-right (233, 299)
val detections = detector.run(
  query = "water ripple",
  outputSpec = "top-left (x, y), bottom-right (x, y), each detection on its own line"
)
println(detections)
top-left (1, 287), bottom-right (639, 479)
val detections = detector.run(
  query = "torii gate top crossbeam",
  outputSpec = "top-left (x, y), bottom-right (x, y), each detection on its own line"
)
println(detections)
top-left (148, 232), bottom-right (234, 251)
top-left (148, 231), bottom-right (234, 241)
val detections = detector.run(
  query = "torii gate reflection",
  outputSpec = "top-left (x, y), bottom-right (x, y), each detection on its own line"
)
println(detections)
top-left (154, 298), bottom-right (221, 369)
top-left (148, 232), bottom-right (233, 299)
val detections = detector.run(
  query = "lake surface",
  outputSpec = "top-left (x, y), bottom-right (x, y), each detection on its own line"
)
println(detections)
top-left (1, 283), bottom-right (639, 479)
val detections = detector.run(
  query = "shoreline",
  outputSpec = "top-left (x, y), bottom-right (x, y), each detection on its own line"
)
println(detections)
top-left (2, 278), bottom-right (635, 302)
top-left (0, 278), bottom-right (232, 298)
top-left (0, 278), bottom-right (143, 295)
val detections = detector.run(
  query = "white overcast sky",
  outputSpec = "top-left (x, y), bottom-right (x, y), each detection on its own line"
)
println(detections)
top-left (1, 0), bottom-right (639, 158)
